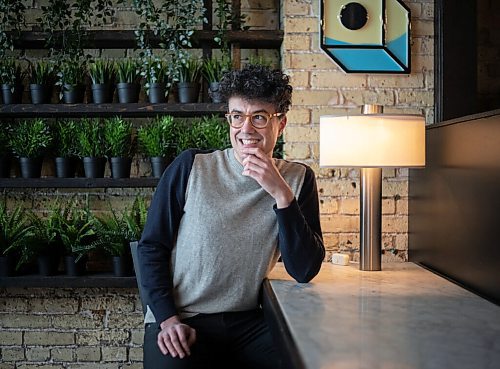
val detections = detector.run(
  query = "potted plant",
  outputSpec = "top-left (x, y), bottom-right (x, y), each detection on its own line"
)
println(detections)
top-left (203, 56), bottom-right (231, 103)
top-left (0, 59), bottom-right (25, 104)
top-left (116, 58), bottom-right (141, 103)
top-left (29, 207), bottom-right (64, 276)
top-left (56, 203), bottom-right (102, 276)
top-left (88, 58), bottom-right (115, 104)
top-left (52, 120), bottom-right (78, 178)
top-left (103, 116), bottom-right (136, 178)
top-left (141, 57), bottom-right (171, 104)
top-left (0, 124), bottom-right (12, 177)
top-left (9, 119), bottom-right (52, 178)
top-left (137, 115), bottom-right (177, 177)
top-left (177, 56), bottom-right (202, 103)
top-left (56, 57), bottom-right (86, 103)
top-left (0, 202), bottom-right (35, 277)
top-left (191, 115), bottom-right (231, 150)
top-left (74, 118), bottom-right (106, 178)
top-left (28, 59), bottom-right (54, 104)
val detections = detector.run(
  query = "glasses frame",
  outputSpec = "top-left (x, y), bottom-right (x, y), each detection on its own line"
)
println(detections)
top-left (225, 112), bottom-right (285, 129)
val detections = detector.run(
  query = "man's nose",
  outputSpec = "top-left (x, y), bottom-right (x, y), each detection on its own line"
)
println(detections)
top-left (240, 116), bottom-right (255, 132)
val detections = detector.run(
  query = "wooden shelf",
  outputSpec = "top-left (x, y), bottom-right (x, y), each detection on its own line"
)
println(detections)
top-left (0, 273), bottom-right (137, 288)
top-left (0, 102), bottom-right (226, 118)
top-left (0, 178), bottom-right (159, 188)
top-left (12, 30), bottom-right (283, 50)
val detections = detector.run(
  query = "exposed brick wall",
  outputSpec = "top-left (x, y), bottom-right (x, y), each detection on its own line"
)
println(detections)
top-left (281, 0), bottom-right (434, 263)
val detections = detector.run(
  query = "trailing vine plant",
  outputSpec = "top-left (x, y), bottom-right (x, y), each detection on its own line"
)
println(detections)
top-left (213, 0), bottom-right (248, 59)
top-left (0, 0), bottom-right (26, 58)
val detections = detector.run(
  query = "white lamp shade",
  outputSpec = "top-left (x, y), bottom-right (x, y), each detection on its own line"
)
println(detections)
top-left (320, 114), bottom-right (426, 167)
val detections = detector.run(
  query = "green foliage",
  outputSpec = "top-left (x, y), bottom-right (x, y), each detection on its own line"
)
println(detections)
top-left (0, 202), bottom-right (34, 255)
top-left (56, 57), bottom-right (87, 87)
top-left (0, 59), bottom-right (25, 86)
top-left (74, 118), bottom-right (105, 158)
top-left (203, 55), bottom-right (231, 83)
top-left (141, 56), bottom-right (171, 93)
top-left (9, 119), bottom-right (52, 158)
top-left (247, 54), bottom-right (274, 68)
top-left (190, 115), bottom-right (231, 150)
top-left (94, 197), bottom-right (148, 257)
top-left (0, 124), bottom-right (12, 156)
top-left (103, 117), bottom-right (135, 158)
top-left (137, 115), bottom-right (177, 158)
top-left (116, 58), bottom-right (141, 84)
top-left (178, 56), bottom-right (203, 83)
top-left (28, 60), bottom-right (55, 85)
top-left (273, 134), bottom-right (285, 159)
top-left (52, 120), bottom-right (78, 158)
top-left (88, 59), bottom-right (115, 84)
top-left (213, 0), bottom-right (248, 57)
top-left (0, 0), bottom-right (26, 57)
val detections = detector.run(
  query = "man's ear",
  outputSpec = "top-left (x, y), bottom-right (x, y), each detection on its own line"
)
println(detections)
top-left (278, 115), bottom-right (287, 135)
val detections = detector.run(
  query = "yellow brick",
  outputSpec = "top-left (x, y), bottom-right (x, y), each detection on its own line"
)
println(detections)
top-left (288, 70), bottom-right (310, 87)
top-left (412, 20), bottom-right (434, 37)
top-left (311, 107), bottom-right (359, 123)
top-left (383, 180), bottom-right (408, 196)
top-left (284, 142), bottom-right (310, 159)
top-left (382, 199), bottom-right (396, 215)
top-left (284, 17), bottom-right (318, 33)
top-left (283, 34), bottom-right (311, 51)
top-left (407, 3), bottom-right (422, 18)
top-left (396, 198), bottom-right (409, 215)
top-left (382, 215), bottom-right (408, 233)
top-left (361, 89), bottom-right (396, 106)
top-left (397, 90), bottom-right (433, 106)
top-left (317, 178), bottom-right (359, 197)
top-left (368, 74), bottom-right (424, 88)
top-left (339, 233), bottom-right (360, 250)
top-left (339, 198), bottom-right (359, 215)
top-left (285, 108), bottom-right (311, 124)
top-left (311, 71), bottom-right (367, 88)
top-left (311, 142), bottom-right (319, 159)
top-left (284, 1), bottom-right (311, 16)
top-left (244, 10), bottom-right (278, 29)
top-left (322, 215), bottom-right (360, 233)
top-left (412, 55), bottom-right (434, 72)
top-left (319, 196), bottom-right (338, 214)
top-left (293, 89), bottom-right (340, 106)
top-left (323, 233), bottom-right (340, 250)
top-left (287, 53), bottom-right (337, 70)
top-left (412, 37), bottom-right (433, 56)
top-left (382, 169), bottom-right (396, 178)
top-left (395, 233), bottom-right (409, 250)
top-left (283, 125), bottom-right (319, 142)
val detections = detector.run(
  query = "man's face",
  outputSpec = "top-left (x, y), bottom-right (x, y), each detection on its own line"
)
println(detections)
top-left (227, 96), bottom-right (287, 164)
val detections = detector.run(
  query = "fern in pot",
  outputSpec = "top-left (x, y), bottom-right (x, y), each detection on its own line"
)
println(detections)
top-left (103, 116), bottom-right (136, 178)
top-left (9, 119), bottom-right (52, 178)
top-left (74, 118), bottom-right (106, 178)
top-left (116, 58), bottom-right (141, 103)
top-left (0, 124), bottom-right (12, 178)
top-left (88, 58), bottom-right (115, 104)
top-left (191, 115), bottom-right (231, 150)
top-left (52, 120), bottom-right (79, 178)
top-left (28, 59), bottom-right (55, 104)
top-left (141, 57), bottom-right (171, 104)
top-left (137, 115), bottom-right (177, 177)
top-left (56, 57), bottom-right (87, 103)
top-left (203, 55), bottom-right (231, 103)
top-left (0, 59), bottom-right (25, 104)
top-left (177, 56), bottom-right (203, 103)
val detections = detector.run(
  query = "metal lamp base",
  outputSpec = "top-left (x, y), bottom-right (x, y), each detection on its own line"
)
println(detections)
top-left (360, 167), bottom-right (382, 271)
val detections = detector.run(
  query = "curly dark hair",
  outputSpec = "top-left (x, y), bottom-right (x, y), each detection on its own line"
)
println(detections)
top-left (218, 64), bottom-right (293, 113)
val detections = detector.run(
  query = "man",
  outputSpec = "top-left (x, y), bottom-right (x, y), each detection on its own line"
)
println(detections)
top-left (138, 64), bottom-right (325, 369)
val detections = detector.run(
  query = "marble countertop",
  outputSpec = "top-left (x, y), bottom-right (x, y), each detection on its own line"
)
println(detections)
top-left (267, 262), bottom-right (500, 369)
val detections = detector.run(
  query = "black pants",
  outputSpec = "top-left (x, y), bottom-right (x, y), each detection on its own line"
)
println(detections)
top-left (143, 309), bottom-right (282, 369)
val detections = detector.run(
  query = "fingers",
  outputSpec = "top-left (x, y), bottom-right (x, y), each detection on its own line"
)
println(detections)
top-left (157, 324), bottom-right (196, 359)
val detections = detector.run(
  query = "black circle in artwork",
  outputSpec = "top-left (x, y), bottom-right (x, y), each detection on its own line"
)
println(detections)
top-left (340, 2), bottom-right (368, 30)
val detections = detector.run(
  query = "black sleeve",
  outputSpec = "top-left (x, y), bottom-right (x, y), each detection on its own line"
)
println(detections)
top-left (137, 149), bottom-right (199, 324)
top-left (274, 165), bottom-right (325, 283)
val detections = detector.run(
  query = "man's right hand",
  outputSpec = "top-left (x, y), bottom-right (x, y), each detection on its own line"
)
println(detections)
top-left (157, 315), bottom-right (197, 359)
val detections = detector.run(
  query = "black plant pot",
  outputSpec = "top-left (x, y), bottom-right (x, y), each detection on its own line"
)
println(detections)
top-left (83, 157), bottom-right (106, 178)
top-left (0, 254), bottom-right (15, 277)
top-left (19, 157), bottom-right (43, 178)
top-left (148, 83), bottom-right (167, 103)
top-left (116, 82), bottom-right (139, 103)
top-left (112, 255), bottom-right (134, 277)
top-left (1, 83), bottom-right (23, 104)
top-left (177, 82), bottom-right (200, 103)
top-left (30, 84), bottom-right (52, 104)
top-left (91, 83), bottom-right (113, 104)
top-left (37, 254), bottom-right (60, 276)
top-left (55, 157), bottom-right (75, 178)
top-left (62, 84), bottom-right (85, 104)
top-left (110, 157), bottom-right (132, 179)
top-left (150, 156), bottom-right (170, 178)
top-left (64, 255), bottom-right (87, 276)
top-left (208, 82), bottom-right (223, 103)
top-left (0, 155), bottom-right (11, 178)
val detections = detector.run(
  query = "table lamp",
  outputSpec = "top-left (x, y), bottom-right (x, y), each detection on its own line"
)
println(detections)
top-left (319, 105), bottom-right (425, 271)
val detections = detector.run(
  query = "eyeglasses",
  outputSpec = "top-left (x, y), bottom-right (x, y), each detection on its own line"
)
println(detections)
top-left (225, 112), bottom-right (284, 129)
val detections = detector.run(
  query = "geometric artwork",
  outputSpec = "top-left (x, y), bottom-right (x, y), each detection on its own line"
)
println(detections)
top-left (320, 0), bottom-right (411, 73)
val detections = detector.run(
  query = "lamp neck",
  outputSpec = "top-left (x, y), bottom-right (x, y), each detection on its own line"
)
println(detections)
top-left (361, 104), bottom-right (383, 114)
